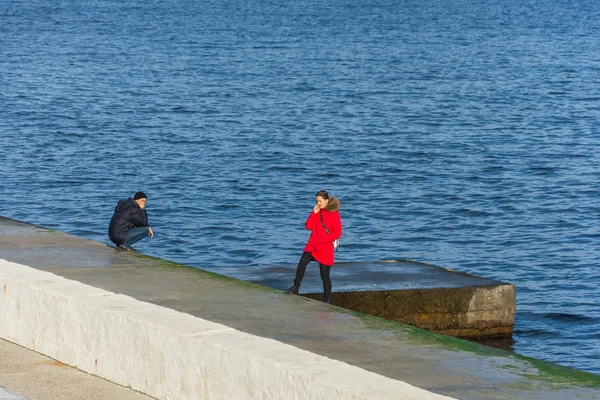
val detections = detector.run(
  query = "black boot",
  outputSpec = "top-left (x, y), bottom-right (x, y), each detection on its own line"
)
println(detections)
top-left (324, 296), bottom-right (332, 304)
top-left (285, 284), bottom-right (300, 295)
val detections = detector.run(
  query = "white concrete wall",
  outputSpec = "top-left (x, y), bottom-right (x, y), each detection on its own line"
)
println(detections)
top-left (0, 259), bottom-right (455, 400)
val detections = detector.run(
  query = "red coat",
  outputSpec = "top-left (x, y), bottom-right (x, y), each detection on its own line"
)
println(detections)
top-left (303, 202), bottom-right (342, 267)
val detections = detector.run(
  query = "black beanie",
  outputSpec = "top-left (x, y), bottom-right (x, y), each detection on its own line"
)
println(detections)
top-left (134, 191), bottom-right (147, 200)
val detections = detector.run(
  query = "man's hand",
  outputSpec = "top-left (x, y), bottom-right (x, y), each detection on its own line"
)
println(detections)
top-left (149, 227), bottom-right (155, 238)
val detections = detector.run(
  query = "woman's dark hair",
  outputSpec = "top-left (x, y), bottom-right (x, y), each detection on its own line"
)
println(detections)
top-left (315, 190), bottom-right (329, 199)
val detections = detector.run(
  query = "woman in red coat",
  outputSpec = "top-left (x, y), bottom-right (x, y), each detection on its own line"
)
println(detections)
top-left (286, 190), bottom-right (342, 304)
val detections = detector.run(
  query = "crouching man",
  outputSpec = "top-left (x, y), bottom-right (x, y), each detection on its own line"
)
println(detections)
top-left (108, 191), bottom-right (154, 251)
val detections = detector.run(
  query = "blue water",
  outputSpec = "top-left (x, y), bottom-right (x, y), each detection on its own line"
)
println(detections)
top-left (2, 0), bottom-right (600, 375)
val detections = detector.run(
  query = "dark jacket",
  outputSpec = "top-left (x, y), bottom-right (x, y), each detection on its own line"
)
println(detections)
top-left (108, 198), bottom-right (149, 245)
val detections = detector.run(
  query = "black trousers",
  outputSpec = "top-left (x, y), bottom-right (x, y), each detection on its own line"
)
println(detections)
top-left (293, 252), bottom-right (332, 300)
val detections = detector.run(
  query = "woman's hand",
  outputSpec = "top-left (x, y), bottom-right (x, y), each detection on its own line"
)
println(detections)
top-left (313, 204), bottom-right (320, 214)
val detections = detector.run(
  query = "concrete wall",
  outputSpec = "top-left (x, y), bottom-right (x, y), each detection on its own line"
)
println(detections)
top-left (0, 259), bottom-right (454, 400)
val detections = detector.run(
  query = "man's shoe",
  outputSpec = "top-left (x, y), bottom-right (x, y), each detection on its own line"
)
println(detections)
top-left (324, 297), bottom-right (332, 304)
top-left (285, 285), bottom-right (300, 295)
top-left (116, 244), bottom-right (136, 252)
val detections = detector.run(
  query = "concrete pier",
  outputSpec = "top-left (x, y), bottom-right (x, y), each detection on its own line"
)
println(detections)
top-left (240, 260), bottom-right (515, 337)
top-left (0, 216), bottom-right (599, 399)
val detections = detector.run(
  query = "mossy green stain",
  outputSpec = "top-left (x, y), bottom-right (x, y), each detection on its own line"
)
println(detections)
top-left (337, 306), bottom-right (506, 353)
top-left (510, 358), bottom-right (600, 387)
top-left (326, 303), bottom-right (600, 388)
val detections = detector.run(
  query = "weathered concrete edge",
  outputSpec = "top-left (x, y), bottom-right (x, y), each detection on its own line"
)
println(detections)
top-left (0, 259), bottom-right (455, 400)
top-left (303, 284), bottom-right (516, 337)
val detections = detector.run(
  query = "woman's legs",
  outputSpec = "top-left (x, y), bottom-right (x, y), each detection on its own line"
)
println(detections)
top-left (319, 264), bottom-right (332, 303)
top-left (286, 252), bottom-right (313, 294)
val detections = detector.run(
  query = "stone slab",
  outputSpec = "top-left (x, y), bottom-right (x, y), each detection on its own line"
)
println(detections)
top-left (237, 261), bottom-right (515, 337)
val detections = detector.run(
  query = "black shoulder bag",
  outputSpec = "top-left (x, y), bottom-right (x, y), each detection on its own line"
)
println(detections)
top-left (320, 212), bottom-right (339, 250)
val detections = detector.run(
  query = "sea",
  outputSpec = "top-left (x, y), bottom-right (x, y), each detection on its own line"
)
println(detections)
top-left (1, 0), bottom-right (599, 375)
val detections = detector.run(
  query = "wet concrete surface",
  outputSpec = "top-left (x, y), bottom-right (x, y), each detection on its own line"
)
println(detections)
top-left (1, 216), bottom-right (599, 400)
top-left (224, 259), bottom-right (508, 294)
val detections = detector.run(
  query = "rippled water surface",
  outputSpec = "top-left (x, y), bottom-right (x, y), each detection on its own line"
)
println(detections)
top-left (2, 0), bottom-right (600, 375)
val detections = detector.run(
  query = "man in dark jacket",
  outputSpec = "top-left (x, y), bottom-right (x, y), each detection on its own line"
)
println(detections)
top-left (108, 192), bottom-right (154, 250)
